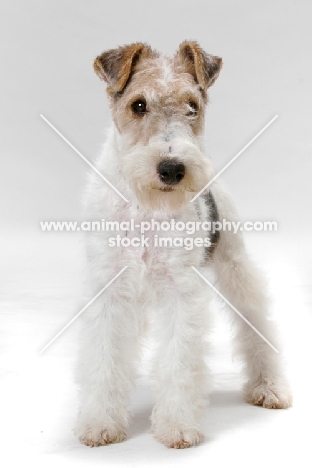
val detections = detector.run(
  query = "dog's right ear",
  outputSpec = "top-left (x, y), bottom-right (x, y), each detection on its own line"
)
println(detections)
top-left (93, 43), bottom-right (152, 95)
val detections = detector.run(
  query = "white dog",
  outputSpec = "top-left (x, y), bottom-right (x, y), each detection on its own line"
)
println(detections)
top-left (74, 41), bottom-right (292, 449)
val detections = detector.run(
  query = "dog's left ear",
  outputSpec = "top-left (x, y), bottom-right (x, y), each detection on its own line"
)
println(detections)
top-left (177, 41), bottom-right (222, 90)
top-left (93, 43), bottom-right (152, 94)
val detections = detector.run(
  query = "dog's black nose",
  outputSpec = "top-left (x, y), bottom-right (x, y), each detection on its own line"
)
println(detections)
top-left (158, 160), bottom-right (185, 185)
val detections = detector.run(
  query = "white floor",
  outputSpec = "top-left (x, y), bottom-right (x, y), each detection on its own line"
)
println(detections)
top-left (1, 231), bottom-right (311, 468)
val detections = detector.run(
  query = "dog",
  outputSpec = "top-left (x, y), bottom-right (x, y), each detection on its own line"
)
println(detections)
top-left (74, 41), bottom-right (292, 449)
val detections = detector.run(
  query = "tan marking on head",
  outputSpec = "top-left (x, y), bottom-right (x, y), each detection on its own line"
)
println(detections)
top-left (93, 41), bottom-right (222, 212)
top-left (109, 55), bottom-right (207, 146)
top-left (176, 40), bottom-right (223, 91)
top-left (93, 43), bottom-right (157, 95)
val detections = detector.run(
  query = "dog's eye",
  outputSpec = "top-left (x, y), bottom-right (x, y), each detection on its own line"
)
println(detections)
top-left (187, 101), bottom-right (198, 117)
top-left (131, 99), bottom-right (147, 116)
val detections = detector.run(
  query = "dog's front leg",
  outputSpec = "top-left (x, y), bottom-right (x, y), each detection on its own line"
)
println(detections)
top-left (74, 266), bottom-right (143, 446)
top-left (150, 269), bottom-right (211, 448)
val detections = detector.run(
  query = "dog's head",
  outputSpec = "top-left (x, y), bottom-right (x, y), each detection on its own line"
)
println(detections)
top-left (94, 41), bottom-right (222, 212)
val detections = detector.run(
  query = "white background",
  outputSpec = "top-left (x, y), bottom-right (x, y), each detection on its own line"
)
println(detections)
top-left (1, 1), bottom-right (311, 467)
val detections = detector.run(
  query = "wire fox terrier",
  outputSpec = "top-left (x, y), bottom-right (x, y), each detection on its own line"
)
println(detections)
top-left (74, 41), bottom-right (292, 449)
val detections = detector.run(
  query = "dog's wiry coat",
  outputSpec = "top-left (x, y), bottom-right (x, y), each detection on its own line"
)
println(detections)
top-left (75, 41), bottom-right (292, 449)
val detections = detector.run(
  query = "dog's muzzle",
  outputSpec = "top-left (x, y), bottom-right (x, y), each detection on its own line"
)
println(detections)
top-left (157, 159), bottom-right (185, 185)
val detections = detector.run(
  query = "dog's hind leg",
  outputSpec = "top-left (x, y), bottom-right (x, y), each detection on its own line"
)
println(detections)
top-left (211, 182), bottom-right (292, 409)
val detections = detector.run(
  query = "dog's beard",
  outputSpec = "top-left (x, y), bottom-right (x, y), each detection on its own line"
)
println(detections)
top-left (120, 140), bottom-right (214, 213)
top-left (132, 183), bottom-right (194, 212)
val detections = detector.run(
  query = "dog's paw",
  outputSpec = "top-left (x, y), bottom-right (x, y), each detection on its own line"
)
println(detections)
top-left (152, 424), bottom-right (204, 449)
top-left (245, 382), bottom-right (292, 409)
top-left (75, 423), bottom-right (126, 447)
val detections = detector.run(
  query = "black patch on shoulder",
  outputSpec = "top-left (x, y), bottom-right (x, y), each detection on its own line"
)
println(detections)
top-left (203, 190), bottom-right (220, 259)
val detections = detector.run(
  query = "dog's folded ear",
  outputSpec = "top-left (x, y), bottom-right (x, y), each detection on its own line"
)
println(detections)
top-left (178, 41), bottom-right (222, 90)
top-left (94, 43), bottom-right (152, 94)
